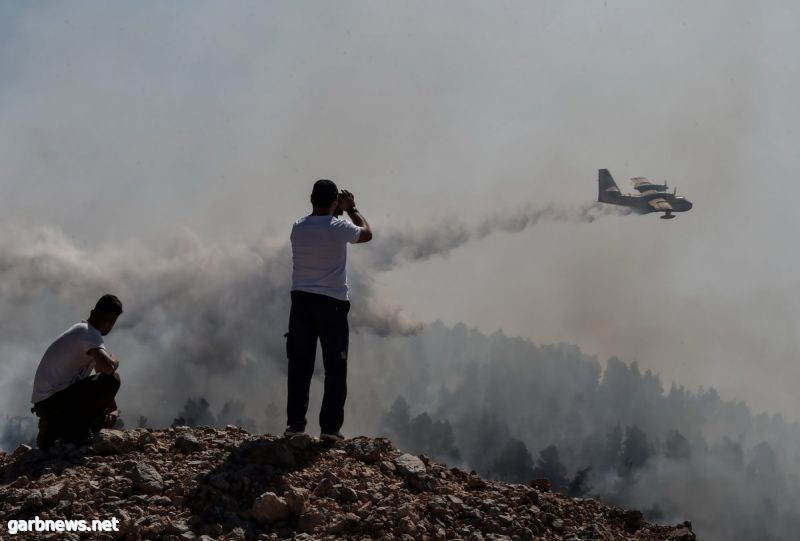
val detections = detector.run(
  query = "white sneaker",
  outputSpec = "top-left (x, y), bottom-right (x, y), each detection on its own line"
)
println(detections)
top-left (320, 432), bottom-right (345, 442)
top-left (284, 427), bottom-right (305, 438)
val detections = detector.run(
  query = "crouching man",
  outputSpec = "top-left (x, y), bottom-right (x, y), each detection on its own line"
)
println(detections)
top-left (31, 294), bottom-right (123, 448)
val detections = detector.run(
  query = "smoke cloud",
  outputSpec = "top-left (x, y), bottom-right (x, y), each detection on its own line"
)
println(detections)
top-left (0, 198), bottom-right (618, 435)
top-left (0, 221), bottom-right (423, 436)
top-left (368, 202), bottom-right (631, 270)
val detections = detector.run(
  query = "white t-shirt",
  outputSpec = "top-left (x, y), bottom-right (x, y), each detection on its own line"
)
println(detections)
top-left (31, 322), bottom-right (105, 403)
top-left (291, 215), bottom-right (362, 301)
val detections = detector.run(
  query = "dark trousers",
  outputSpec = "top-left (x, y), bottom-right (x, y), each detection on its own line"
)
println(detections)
top-left (32, 372), bottom-right (121, 448)
top-left (286, 290), bottom-right (350, 433)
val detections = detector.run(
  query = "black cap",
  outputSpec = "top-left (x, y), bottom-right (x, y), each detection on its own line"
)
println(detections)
top-left (311, 179), bottom-right (339, 206)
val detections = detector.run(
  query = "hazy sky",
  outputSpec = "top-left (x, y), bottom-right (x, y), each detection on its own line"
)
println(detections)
top-left (1, 1), bottom-right (798, 416)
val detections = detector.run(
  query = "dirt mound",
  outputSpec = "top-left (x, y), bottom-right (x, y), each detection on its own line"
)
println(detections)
top-left (0, 427), bottom-right (696, 540)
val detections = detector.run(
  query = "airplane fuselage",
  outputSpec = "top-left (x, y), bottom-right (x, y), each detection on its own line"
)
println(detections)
top-left (597, 169), bottom-right (693, 218)
top-left (601, 192), bottom-right (694, 214)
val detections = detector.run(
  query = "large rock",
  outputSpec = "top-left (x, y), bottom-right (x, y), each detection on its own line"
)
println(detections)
top-left (93, 430), bottom-right (137, 455)
top-left (129, 461), bottom-right (164, 494)
top-left (231, 439), bottom-right (297, 470)
top-left (624, 509), bottom-right (645, 532)
top-left (41, 482), bottom-right (65, 504)
top-left (339, 486), bottom-right (359, 503)
top-left (252, 492), bottom-right (290, 523)
top-left (298, 509), bottom-right (326, 533)
top-left (669, 526), bottom-right (696, 541)
top-left (395, 453), bottom-right (435, 491)
top-left (12, 444), bottom-right (32, 458)
top-left (344, 437), bottom-right (386, 464)
top-left (285, 486), bottom-right (309, 516)
top-left (395, 453), bottom-right (427, 478)
top-left (314, 477), bottom-right (336, 498)
top-left (175, 433), bottom-right (202, 453)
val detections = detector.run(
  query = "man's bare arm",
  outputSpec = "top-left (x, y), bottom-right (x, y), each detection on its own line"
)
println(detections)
top-left (339, 190), bottom-right (373, 243)
top-left (89, 348), bottom-right (119, 375)
top-left (348, 209), bottom-right (372, 243)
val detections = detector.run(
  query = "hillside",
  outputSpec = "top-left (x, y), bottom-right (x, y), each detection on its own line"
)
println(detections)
top-left (0, 427), bottom-right (696, 540)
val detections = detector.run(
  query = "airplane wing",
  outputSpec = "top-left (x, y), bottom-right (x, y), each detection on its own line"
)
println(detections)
top-left (631, 177), bottom-right (651, 189)
top-left (648, 198), bottom-right (673, 211)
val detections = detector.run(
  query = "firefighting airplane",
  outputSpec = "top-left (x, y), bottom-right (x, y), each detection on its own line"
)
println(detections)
top-left (597, 169), bottom-right (693, 219)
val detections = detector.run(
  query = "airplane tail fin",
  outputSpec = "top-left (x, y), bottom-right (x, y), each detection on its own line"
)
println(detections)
top-left (598, 169), bottom-right (620, 202)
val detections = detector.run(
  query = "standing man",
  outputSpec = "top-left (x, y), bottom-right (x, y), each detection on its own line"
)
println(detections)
top-left (31, 294), bottom-right (123, 448)
top-left (286, 179), bottom-right (372, 441)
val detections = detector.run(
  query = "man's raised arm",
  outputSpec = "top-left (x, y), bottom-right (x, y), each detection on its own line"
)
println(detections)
top-left (340, 190), bottom-right (373, 243)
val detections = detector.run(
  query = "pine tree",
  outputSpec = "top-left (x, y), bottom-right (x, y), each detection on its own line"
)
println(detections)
top-left (531, 445), bottom-right (569, 492)
top-left (492, 438), bottom-right (534, 483)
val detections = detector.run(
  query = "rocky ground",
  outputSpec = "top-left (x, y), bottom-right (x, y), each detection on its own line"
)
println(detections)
top-left (0, 427), bottom-right (696, 540)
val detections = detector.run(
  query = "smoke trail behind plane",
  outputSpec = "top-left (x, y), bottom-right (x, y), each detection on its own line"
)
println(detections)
top-left (367, 202), bottom-right (632, 271)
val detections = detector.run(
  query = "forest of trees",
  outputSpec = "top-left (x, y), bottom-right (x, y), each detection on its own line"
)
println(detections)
top-left (371, 321), bottom-right (800, 541)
